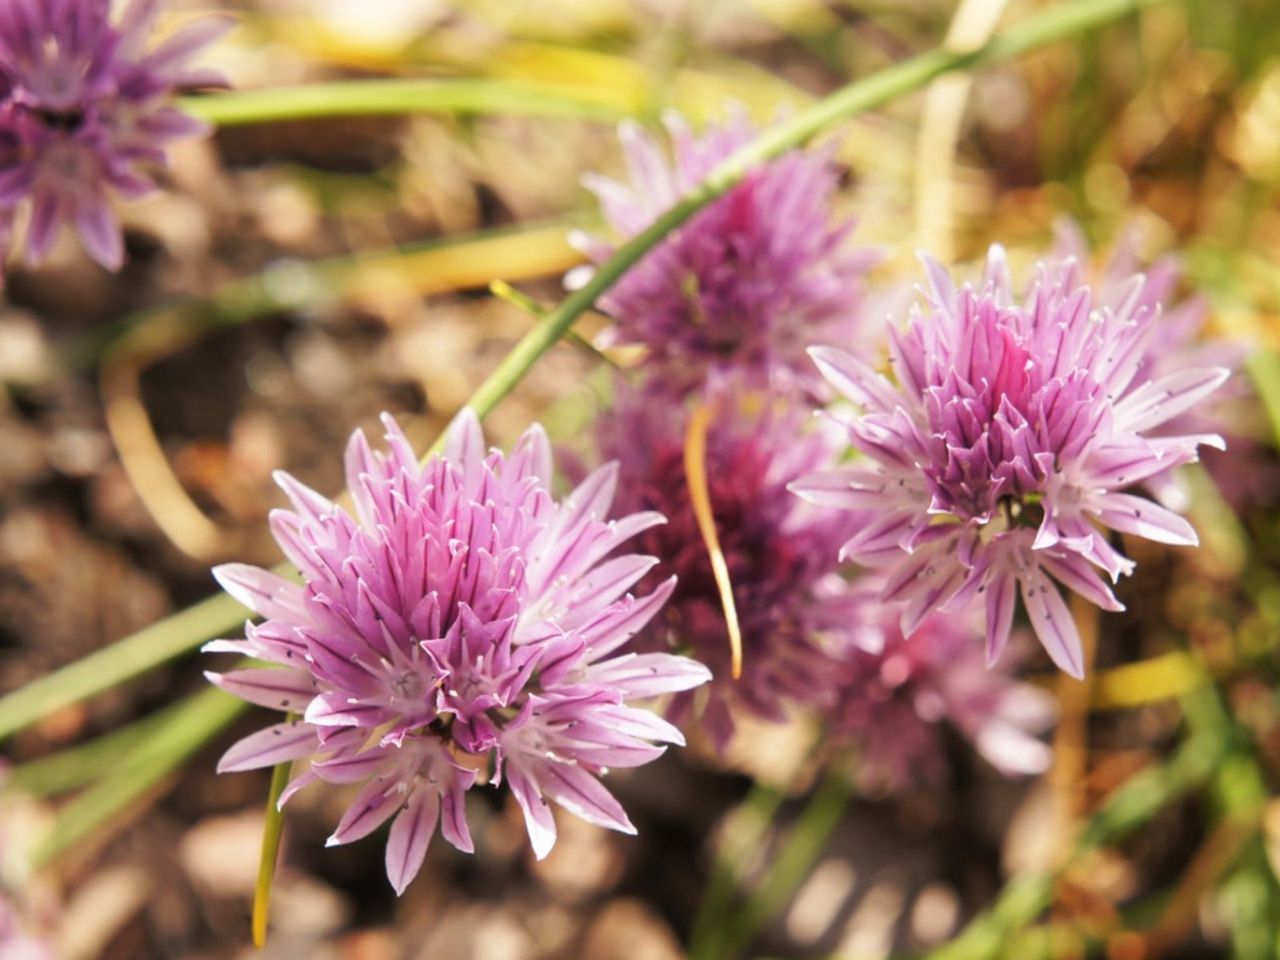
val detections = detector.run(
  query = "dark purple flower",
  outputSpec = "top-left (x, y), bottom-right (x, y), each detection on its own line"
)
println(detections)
top-left (599, 383), bottom-right (869, 748)
top-left (206, 411), bottom-right (709, 893)
top-left (792, 246), bottom-right (1230, 677)
top-left (572, 108), bottom-right (877, 398)
top-left (0, 0), bottom-right (228, 270)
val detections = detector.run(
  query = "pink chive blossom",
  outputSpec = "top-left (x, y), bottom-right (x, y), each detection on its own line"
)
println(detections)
top-left (0, 0), bottom-right (229, 270)
top-left (598, 383), bottom-right (869, 749)
top-left (791, 246), bottom-right (1230, 678)
top-left (570, 108), bottom-right (877, 398)
top-left (205, 411), bottom-right (710, 894)
top-left (831, 593), bottom-right (1055, 790)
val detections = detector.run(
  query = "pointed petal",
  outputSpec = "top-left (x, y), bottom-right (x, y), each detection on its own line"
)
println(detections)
top-left (1091, 492), bottom-right (1198, 546)
top-left (217, 722), bottom-right (317, 773)
top-left (1020, 572), bottom-right (1084, 679)
top-left (443, 407), bottom-right (484, 465)
top-left (212, 563), bottom-right (305, 620)
top-left (984, 571), bottom-right (1017, 667)
top-left (505, 763), bottom-right (557, 860)
top-left (385, 787), bottom-right (440, 895)
top-left (808, 346), bottom-right (900, 411)
top-left (328, 776), bottom-right (407, 846)
top-left (204, 667), bottom-right (316, 712)
top-left (1113, 368), bottom-right (1230, 432)
top-left (538, 762), bottom-right (634, 835)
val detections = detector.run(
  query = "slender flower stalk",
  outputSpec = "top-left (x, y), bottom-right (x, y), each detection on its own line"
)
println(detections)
top-left (792, 246), bottom-right (1229, 677)
top-left (206, 412), bottom-right (709, 892)
top-left (0, 0), bottom-right (229, 270)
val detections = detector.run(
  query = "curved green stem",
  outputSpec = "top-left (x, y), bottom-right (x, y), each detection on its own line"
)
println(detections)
top-left (180, 77), bottom-right (630, 126)
top-left (0, 0), bottom-right (1164, 743)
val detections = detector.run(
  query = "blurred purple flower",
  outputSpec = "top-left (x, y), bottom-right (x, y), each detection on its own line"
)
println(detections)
top-left (572, 109), bottom-right (877, 398)
top-left (791, 246), bottom-right (1230, 678)
top-left (206, 411), bottom-right (709, 893)
top-left (832, 592), bottom-right (1055, 790)
top-left (0, 0), bottom-right (229, 270)
top-left (599, 383), bottom-right (869, 749)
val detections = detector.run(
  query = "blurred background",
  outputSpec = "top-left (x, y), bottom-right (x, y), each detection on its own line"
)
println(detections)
top-left (1, 0), bottom-right (1280, 957)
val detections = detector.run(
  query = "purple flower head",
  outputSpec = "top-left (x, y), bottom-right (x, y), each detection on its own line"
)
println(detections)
top-left (831, 593), bottom-right (1055, 790)
top-left (206, 411), bottom-right (710, 893)
top-left (0, 0), bottom-right (229, 270)
top-left (791, 246), bottom-right (1230, 678)
top-left (599, 382), bottom-right (869, 749)
top-left (572, 108), bottom-right (877, 399)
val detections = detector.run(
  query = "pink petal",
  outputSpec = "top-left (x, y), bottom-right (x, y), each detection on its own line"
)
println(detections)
top-left (584, 653), bottom-right (711, 699)
top-left (212, 563), bottom-right (305, 621)
top-left (442, 407), bottom-right (484, 466)
top-left (328, 776), bottom-right (407, 846)
top-left (1019, 571), bottom-right (1084, 679)
top-left (1038, 553), bottom-right (1124, 612)
top-left (217, 721), bottom-right (317, 773)
top-left (984, 571), bottom-right (1017, 667)
top-left (385, 787), bottom-right (440, 895)
top-left (505, 763), bottom-right (558, 860)
top-left (74, 196), bottom-right (123, 270)
top-left (787, 467), bottom-right (897, 511)
top-left (1113, 368), bottom-right (1230, 432)
top-left (538, 761), bottom-right (634, 835)
top-left (577, 576), bottom-right (675, 661)
top-left (1091, 492), bottom-right (1198, 546)
top-left (808, 345), bottom-right (900, 411)
top-left (203, 667), bottom-right (316, 711)
top-left (564, 555), bottom-right (660, 619)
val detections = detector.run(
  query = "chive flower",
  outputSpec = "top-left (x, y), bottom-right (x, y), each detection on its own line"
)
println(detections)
top-left (206, 412), bottom-right (709, 893)
top-left (0, 0), bottom-right (228, 270)
top-left (792, 247), bottom-right (1229, 677)
top-left (573, 109), bottom-right (877, 398)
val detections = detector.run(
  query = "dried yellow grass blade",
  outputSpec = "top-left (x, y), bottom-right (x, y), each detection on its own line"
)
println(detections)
top-left (683, 403), bottom-right (743, 680)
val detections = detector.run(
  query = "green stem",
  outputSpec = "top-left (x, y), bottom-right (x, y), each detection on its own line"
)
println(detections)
top-left (252, 753), bottom-right (294, 947)
top-left (7, 706), bottom-right (175, 797)
top-left (689, 782), bottom-right (788, 956)
top-left (29, 688), bottom-right (247, 868)
top-left (707, 773), bottom-right (852, 960)
top-left (179, 77), bottom-right (630, 126)
top-left (0, 591), bottom-right (247, 741)
top-left (0, 0), bottom-right (1163, 742)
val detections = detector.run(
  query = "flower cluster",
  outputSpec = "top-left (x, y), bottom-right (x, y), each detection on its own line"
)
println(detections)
top-left (793, 246), bottom-right (1230, 677)
top-left (830, 592), bottom-right (1055, 789)
top-left (598, 386), bottom-right (868, 748)
top-left (573, 109), bottom-right (877, 398)
top-left (0, 0), bottom-right (227, 270)
top-left (206, 412), bottom-right (709, 893)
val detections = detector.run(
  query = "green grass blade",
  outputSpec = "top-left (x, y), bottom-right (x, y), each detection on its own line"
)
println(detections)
top-left (29, 688), bottom-right (247, 868)
top-left (180, 77), bottom-right (628, 126)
